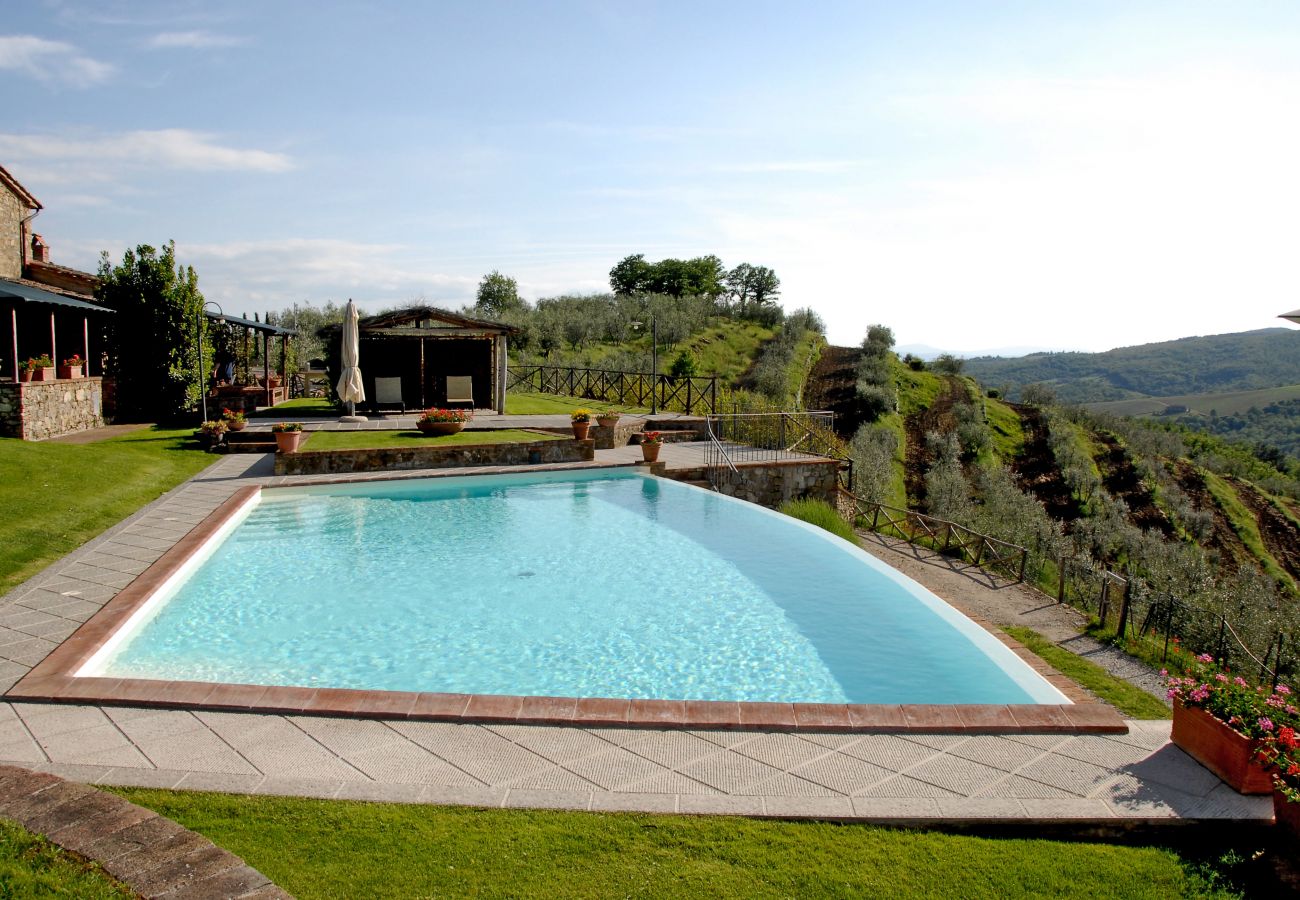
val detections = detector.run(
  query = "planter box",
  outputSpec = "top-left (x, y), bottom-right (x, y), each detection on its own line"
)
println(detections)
top-left (1277, 791), bottom-right (1300, 842)
top-left (58, 365), bottom-right (82, 380)
top-left (1171, 699), bottom-right (1274, 794)
top-left (32, 367), bottom-right (55, 382)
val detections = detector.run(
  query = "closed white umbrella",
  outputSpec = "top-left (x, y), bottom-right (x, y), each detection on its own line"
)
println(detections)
top-left (337, 298), bottom-right (367, 422)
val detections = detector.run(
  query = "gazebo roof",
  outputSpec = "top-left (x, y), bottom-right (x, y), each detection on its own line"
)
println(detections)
top-left (320, 305), bottom-right (517, 336)
top-left (1280, 309), bottom-right (1300, 325)
top-left (206, 310), bottom-right (296, 336)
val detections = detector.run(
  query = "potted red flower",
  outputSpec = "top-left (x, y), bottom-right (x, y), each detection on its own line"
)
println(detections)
top-left (19, 355), bottom-right (54, 382)
top-left (1166, 655), bottom-right (1295, 794)
top-left (58, 354), bottom-right (83, 379)
top-left (221, 408), bottom-right (247, 431)
top-left (271, 421), bottom-right (305, 453)
top-left (416, 407), bottom-right (472, 436)
top-left (639, 430), bottom-right (663, 463)
top-left (1256, 720), bottom-right (1300, 839)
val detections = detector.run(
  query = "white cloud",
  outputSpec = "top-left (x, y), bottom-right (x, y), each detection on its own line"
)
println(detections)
top-left (0, 34), bottom-right (113, 87)
top-left (0, 129), bottom-right (293, 174)
top-left (148, 30), bottom-right (246, 49)
top-left (176, 239), bottom-right (478, 311)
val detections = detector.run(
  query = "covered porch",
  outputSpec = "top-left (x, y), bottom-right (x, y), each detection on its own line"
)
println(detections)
top-left (0, 278), bottom-right (112, 440)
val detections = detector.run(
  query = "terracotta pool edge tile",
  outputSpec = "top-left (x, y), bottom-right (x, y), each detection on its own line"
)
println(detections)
top-left (625, 699), bottom-right (686, 727)
top-left (737, 702), bottom-right (796, 730)
top-left (846, 704), bottom-right (908, 731)
top-left (792, 703), bottom-right (853, 732)
top-left (1008, 704), bottom-right (1077, 733)
top-left (409, 692), bottom-right (472, 720)
top-left (901, 705), bottom-right (967, 732)
top-left (463, 694), bottom-right (524, 723)
top-left (953, 704), bottom-right (1019, 732)
top-left (572, 697), bottom-right (630, 726)
top-left (517, 695), bottom-right (580, 725)
top-left (683, 700), bottom-right (742, 729)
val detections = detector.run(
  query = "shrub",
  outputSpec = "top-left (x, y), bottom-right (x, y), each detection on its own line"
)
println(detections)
top-left (779, 498), bottom-right (857, 543)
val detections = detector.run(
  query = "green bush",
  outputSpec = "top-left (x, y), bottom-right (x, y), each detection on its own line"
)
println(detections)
top-left (779, 498), bottom-right (857, 542)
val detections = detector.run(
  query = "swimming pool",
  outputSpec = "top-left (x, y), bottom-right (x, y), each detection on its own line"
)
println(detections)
top-left (76, 469), bottom-right (1066, 706)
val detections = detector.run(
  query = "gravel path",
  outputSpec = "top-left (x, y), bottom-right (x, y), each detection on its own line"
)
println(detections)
top-left (856, 532), bottom-right (1170, 706)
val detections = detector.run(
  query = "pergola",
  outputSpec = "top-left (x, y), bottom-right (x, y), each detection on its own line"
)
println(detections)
top-left (206, 310), bottom-right (296, 411)
top-left (1, 278), bottom-right (112, 380)
top-left (321, 306), bottom-right (515, 413)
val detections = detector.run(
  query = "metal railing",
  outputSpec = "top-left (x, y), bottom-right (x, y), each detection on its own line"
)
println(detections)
top-left (507, 365), bottom-right (717, 415)
top-left (704, 411), bottom-right (852, 491)
top-left (850, 498), bottom-right (1029, 583)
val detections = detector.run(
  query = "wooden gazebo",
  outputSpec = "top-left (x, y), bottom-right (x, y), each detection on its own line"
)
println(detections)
top-left (322, 306), bottom-right (515, 413)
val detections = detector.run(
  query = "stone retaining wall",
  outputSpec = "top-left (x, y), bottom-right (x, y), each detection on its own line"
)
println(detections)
top-left (705, 458), bottom-right (843, 507)
top-left (275, 436), bottom-right (593, 475)
top-left (0, 378), bottom-right (103, 440)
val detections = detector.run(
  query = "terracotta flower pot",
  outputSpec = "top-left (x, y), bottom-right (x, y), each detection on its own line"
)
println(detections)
top-left (33, 367), bottom-right (55, 382)
top-left (58, 365), bottom-right (82, 380)
top-left (19, 369), bottom-right (32, 383)
top-left (226, 420), bottom-right (245, 431)
top-left (418, 421), bottom-right (464, 436)
top-left (596, 415), bottom-right (619, 428)
top-left (572, 421), bottom-right (590, 440)
top-left (1171, 699), bottom-right (1274, 794)
top-left (274, 431), bottom-right (305, 453)
top-left (641, 441), bottom-right (661, 463)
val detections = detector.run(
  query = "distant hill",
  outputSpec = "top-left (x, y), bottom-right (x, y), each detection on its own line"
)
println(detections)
top-left (963, 328), bottom-right (1300, 403)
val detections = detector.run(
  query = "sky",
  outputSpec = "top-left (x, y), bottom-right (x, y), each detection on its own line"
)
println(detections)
top-left (4, 0), bottom-right (1300, 354)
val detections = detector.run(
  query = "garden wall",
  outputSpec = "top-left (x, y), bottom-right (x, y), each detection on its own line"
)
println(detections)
top-left (275, 436), bottom-right (594, 476)
top-left (0, 378), bottom-right (103, 440)
top-left (703, 458), bottom-right (842, 508)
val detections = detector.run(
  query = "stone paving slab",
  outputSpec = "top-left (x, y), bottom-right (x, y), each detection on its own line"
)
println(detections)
top-left (0, 451), bottom-right (1276, 825)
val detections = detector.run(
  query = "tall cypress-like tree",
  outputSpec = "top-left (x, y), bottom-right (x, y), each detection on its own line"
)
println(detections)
top-left (96, 241), bottom-right (205, 421)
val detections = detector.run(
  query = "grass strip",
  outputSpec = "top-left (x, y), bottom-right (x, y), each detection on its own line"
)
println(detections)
top-left (1002, 626), bottom-right (1171, 719)
top-left (779, 498), bottom-right (857, 543)
top-left (0, 818), bottom-right (134, 898)
top-left (110, 790), bottom-right (1237, 900)
top-left (505, 392), bottom-right (646, 415)
top-left (302, 428), bottom-right (563, 451)
top-left (0, 427), bottom-right (213, 594)
top-left (1200, 469), bottom-right (1296, 592)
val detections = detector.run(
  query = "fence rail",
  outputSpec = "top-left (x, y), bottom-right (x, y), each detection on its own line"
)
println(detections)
top-left (853, 498), bottom-right (1293, 686)
top-left (506, 366), bottom-right (717, 415)
top-left (849, 498), bottom-right (1029, 583)
top-left (704, 412), bottom-right (852, 491)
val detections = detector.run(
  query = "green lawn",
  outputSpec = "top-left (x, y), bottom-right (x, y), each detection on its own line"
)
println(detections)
top-left (0, 818), bottom-right (134, 898)
top-left (248, 398), bottom-right (336, 417)
top-left (1002, 626), bottom-right (1171, 719)
top-left (0, 427), bottom-right (214, 594)
top-left (504, 391), bottom-right (645, 415)
top-left (303, 428), bottom-right (563, 451)
top-left (111, 790), bottom-right (1239, 900)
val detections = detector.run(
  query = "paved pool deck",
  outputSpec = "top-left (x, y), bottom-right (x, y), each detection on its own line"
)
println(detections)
top-left (0, 451), bottom-right (1274, 826)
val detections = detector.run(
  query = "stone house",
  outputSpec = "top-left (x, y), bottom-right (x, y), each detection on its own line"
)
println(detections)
top-left (0, 164), bottom-right (112, 439)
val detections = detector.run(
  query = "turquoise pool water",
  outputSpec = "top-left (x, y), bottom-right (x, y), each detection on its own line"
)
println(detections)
top-left (83, 470), bottom-right (1065, 704)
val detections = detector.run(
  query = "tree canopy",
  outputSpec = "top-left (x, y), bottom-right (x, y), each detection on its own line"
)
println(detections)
top-left (608, 254), bottom-right (727, 300)
top-left (474, 270), bottom-right (527, 318)
top-left (96, 241), bottom-right (204, 421)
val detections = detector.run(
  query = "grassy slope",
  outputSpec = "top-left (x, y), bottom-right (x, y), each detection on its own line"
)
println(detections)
top-left (111, 790), bottom-right (1235, 900)
top-left (983, 393), bottom-right (1026, 463)
top-left (0, 428), bottom-right (213, 594)
top-left (0, 819), bottom-right (134, 898)
top-left (1200, 469), bottom-right (1297, 592)
top-left (303, 429), bottom-right (563, 451)
top-left (684, 321), bottom-right (778, 382)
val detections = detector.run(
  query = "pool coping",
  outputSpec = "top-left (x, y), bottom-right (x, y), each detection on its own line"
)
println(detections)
top-left (4, 479), bottom-right (1127, 735)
